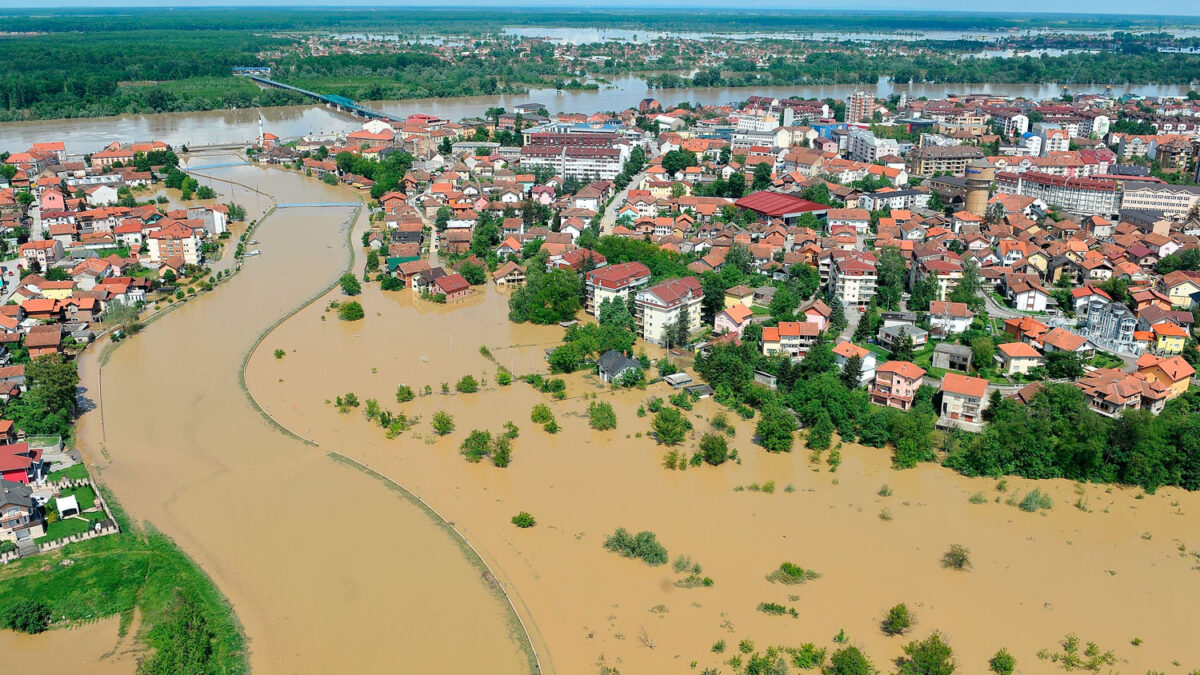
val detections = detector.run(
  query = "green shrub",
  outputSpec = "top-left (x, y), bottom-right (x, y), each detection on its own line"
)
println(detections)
top-left (827, 646), bottom-right (873, 675)
top-left (339, 273), bottom-right (361, 296)
top-left (766, 562), bottom-right (820, 585)
top-left (273, 348), bottom-right (285, 359)
top-left (878, 483), bottom-right (893, 497)
top-left (530, 403), bottom-right (554, 424)
top-left (969, 491), bottom-right (987, 504)
top-left (652, 407), bottom-right (692, 446)
top-left (897, 632), bottom-right (955, 675)
top-left (496, 369), bottom-right (512, 386)
top-left (337, 301), bottom-right (364, 321)
top-left (646, 396), bottom-right (664, 413)
top-left (942, 544), bottom-right (970, 570)
top-left (1018, 488), bottom-right (1053, 512)
top-left (460, 430), bottom-right (493, 463)
top-left (455, 375), bottom-right (479, 393)
top-left (989, 648), bottom-right (1015, 674)
top-left (511, 511), bottom-right (536, 528)
top-left (588, 401), bottom-right (617, 430)
top-left (699, 433), bottom-right (729, 465)
top-left (757, 601), bottom-right (792, 616)
top-left (543, 420), bottom-right (560, 434)
top-left (603, 528), bottom-right (668, 566)
top-left (395, 384), bottom-right (415, 403)
top-left (432, 410), bottom-right (455, 435)
top-left (882, 603), bottom-right (912, 635)
top-left (789, 643), bottom-right (826, 669)
top-left (491, 435), bottom-right (512, 467)
top-left (2, 600), bottom-right (52, 634)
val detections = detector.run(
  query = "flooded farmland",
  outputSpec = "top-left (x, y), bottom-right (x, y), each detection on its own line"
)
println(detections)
top-left (70, 162), bottom-right (533, 674)
top-left (247, 240), bottom-right (1200, 673)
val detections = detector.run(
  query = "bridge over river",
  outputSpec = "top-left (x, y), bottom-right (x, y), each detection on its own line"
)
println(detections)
top-left (248, 75), bottom-right (390, 120)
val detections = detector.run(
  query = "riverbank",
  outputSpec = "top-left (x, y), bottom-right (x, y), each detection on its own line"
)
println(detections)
top-left (0, 486), bottom-right (247, 674)
top-left (247, 279), bottom-right (1200, 673)
top-left (3, 77), bottom-right (1197, 155)
top-left (72, 162), bottom-right (534, 673)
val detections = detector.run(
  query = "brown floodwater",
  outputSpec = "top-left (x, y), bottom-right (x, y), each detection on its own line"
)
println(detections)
top-left (0, 616), bottom-right (137, 673)
top-left (72, 164), bottom-right (532, 673)
top-left (247, 267), bottom-right (1200, 674)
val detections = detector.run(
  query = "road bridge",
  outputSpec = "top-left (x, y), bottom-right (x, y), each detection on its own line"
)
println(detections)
top-left (249, 76), bottom-right (390, 120)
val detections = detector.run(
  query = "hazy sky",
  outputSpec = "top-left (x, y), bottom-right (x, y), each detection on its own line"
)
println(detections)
top-left (16, 2), bottom-right (1200, 16)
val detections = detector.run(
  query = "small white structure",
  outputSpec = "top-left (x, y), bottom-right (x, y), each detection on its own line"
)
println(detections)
top-left (56, 494), bottom-right (80, 519)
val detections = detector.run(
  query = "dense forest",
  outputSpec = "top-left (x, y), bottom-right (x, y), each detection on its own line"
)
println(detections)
top-left (0, 31), bottom-right (305, 121)
top-left (2, 9), bottom-right (1199, 122)
top-left (651, 51), bottom-right (1200, 88)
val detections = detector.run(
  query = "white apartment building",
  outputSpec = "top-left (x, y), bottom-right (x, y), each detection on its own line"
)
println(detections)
top-left (635, 276), bottom-right (703, 346)
top-left (519, 145), bottom-right (629, 180)
top-left (1121, 182), bottom-right (1200, 218)
top-left (847, 128), bottom-right (899, 163)
top-left (829, 254), bottom-right (877, 309)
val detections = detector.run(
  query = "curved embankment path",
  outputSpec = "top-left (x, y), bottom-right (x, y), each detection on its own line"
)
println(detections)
top-left (75, 162), bottom-right (534, 674)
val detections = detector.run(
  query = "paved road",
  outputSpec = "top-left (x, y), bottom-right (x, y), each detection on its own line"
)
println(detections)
top-left (599, 169), bottom-right (648, 235)
top-left (981, 289), bottom-right (1023, 320)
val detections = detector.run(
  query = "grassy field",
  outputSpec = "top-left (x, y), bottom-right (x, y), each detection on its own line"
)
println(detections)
top-left (45, 464), bottom-right (89, 482)
top-left (0, 484), bottom-right (246, 674)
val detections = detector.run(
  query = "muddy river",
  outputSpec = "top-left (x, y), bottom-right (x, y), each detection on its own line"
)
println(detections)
top-left (247, 262), bottom-right (1200, 673)
top-left (68, 160), bottom-right (533, 674)
top-left (1, 76), bottom-right (1194, 154)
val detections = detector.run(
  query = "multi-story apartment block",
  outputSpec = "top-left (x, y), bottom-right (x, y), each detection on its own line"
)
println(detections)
top-left (909, 145), bottom-right (985, 176)
top-left (584, 262), bottom-right (651, 316)
top-left (1121, 182), bottom-right (1200, 218)
top-left (635, 276), bottom-right (703, 347)
top-left (829, 254), bottom-right (877, 309)
top-left (995, 171), bottom-right (1120, 216)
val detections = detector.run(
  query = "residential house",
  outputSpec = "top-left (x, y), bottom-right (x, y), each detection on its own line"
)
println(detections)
top-left (1136, 354), bottom-right (1195, 400)
top-left (931, 343), bottom-right (973, 372)
top-left (432, 273), bottom-right (471, 301)
top-left (832, 341), bottom-right (876, 385)
top-left (801, 299), bottom-right (832, 332)
top-left (996, 341), bottom-right (1043, 375)
top-left (927, 301), bottom-right (974, 336)
top-left (1151, 322), bottom-right (1188, 354)
top-left (0, 443), bottom-right (43, 485)
top-left (724, 284), bottom-right (756, 309)
top-left (491, 261), bottom-right (526, 286)
top-left (714, 303), bottom-right (754, 337)
top-left (879, 323), bottom-right (928, 351)
top-left (870, 361), bottom-right (927, 410)
top-left (938, 373), bottom-right (990, 431)
top-left (0, 479), bottom-right (45, 543)
top-left (1076, 367), bottom-right (1168, 417)
top-left (761, 321), bottom-right (820, 360)
top-left (1041, 327), bottom-right (1092, 357)
top-left (597, 349), bottom-right (640, 383)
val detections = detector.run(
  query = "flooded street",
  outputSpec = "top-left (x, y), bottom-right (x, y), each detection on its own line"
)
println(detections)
top-left (72, 164), bottom-right (533, 674)
top-left (249, 276), bottom-right (1200, 673)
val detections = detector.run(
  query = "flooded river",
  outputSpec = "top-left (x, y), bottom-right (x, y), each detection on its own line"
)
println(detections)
top-left (248, 275), bottom-right (1200, 673)
top-left (1, 76), bottom-right (1194, 154)
top-left (72, 161), bottom-right (533, 674)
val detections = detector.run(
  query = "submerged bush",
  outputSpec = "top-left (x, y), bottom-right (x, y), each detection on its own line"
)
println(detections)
top-left (603, 528), bottom-right (667, 566)
top-left (511, 511), bottom-right (536, 528)
top-left (942, 544), bottom-right (971, 570)
top-left (766, 562), bottom-right (820, 585)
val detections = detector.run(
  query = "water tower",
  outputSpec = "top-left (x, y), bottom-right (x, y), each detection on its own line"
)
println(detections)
top-left (964, 159), bottom-right (994, 217)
